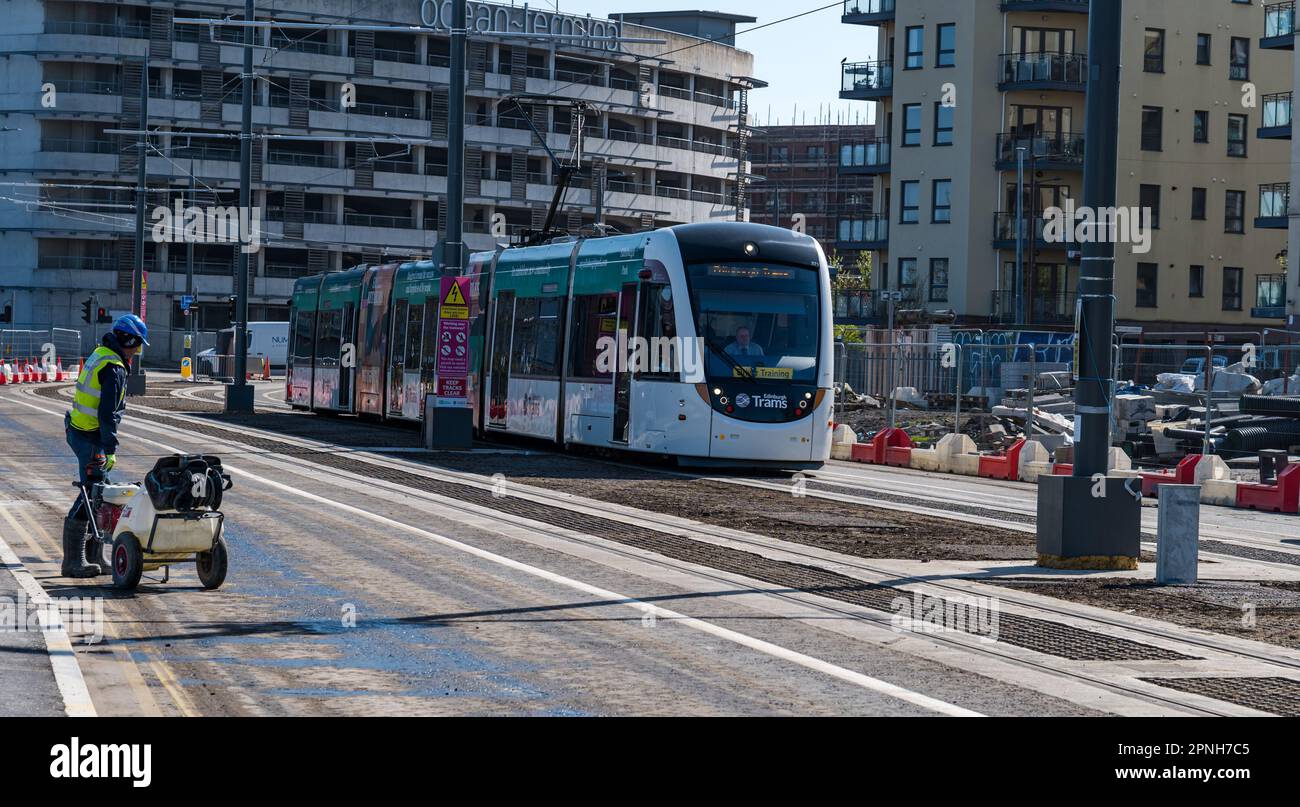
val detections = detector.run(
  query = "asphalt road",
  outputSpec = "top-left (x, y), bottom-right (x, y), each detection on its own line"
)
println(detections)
top-left (16, 381), bottom-right (1294, 716)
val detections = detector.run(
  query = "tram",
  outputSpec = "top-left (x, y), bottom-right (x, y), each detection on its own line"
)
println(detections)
top-left (286, 221), bottom-right (833, 467)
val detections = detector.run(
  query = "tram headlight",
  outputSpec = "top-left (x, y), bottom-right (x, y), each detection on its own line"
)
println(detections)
top-left (743, 242), bottom-right (758, 257)
top-left (713, 388), bottom-right (722, 396)
top-left (719, 396), bottom-right (729, 405)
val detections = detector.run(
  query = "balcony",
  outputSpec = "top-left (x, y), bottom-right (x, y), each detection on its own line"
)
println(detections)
top-left (1263, 2), bottom-right (1296, 49)
top-left (1256, 183), bottom-right (1290, 229)
top-left (1260, 92), bottom-right (1293, 139)
top-left (990, 291), bottom-right (1077, 325)
top-left (840, 60), bottom-right (893, 100)
top-left (836, 216), bottom-right (889, 250)
top-left (995, 132), bottom-right (1085, 170)
top-left (842, 0), bottom-right (895, 25)
top-left (43, 20), bottom-right (148, 39)
top-left (839, 138), bottom-right (891, 174)
top-left (1000, 0), bottom-right (1088, 12)
top-left (999, 52), bottom-right (1088, 92)
top-left (993, 213), bottom-right (1058, 249)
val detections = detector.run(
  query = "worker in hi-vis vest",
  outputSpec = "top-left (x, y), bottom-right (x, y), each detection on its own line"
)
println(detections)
top-left (63, 313), bottom-right (149, 578)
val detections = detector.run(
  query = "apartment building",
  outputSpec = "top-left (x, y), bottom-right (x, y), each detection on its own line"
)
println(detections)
top-left (838, 0), bottom-right (1294, 332)
top-left (1263, 0), bottom-right (1300, 328)
top-left (0, 1), bottom-right (758, 352)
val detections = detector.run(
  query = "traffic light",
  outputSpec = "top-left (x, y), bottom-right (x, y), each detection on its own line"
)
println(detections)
top-left (81, 298), bottom-right (93, 324)
top-left (96, 307), bottom-right (111, 324)
top-left (0, 303), bottom-right (11, 324)
top-left (226, 295), bottom-right (237, 324)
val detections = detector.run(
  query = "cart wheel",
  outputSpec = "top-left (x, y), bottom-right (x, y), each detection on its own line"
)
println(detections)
top-left (196, 534), bottom-right (228, 590)
top-left (111, 532), bottom-right (143, 590)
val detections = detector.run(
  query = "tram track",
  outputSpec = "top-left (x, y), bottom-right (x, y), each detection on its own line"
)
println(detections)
top-left (27, 385), bottom-right (1300, 716)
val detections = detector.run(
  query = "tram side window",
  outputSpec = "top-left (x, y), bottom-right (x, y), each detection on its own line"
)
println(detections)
top-left (317, 309), bottom-right (342, 362)
top-left (568, 293), bottom-right (618, 378)
top-left (405, 303), bottom-right (423, 369)
top-left (391, 300), bottom-right (409, 370)
top-left (510, 296), bottom-right (561, 377)
top-left (291, 310), bottom-right (315, 364)
top-left (636, 284), bottom-right (678, 380)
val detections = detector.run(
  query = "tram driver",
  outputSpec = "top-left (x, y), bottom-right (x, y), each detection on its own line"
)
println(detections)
top-left (724, 326), bottom-right (765, 360)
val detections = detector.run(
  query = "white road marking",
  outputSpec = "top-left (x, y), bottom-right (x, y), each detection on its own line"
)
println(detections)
top-left (0, 523), bottom-right (97, 717)
top-left (9, 393), bottom-right (984, 717)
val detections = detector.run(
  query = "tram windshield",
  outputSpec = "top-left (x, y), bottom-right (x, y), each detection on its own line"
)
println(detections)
top-left (687, 262), bottom-right (821, 382)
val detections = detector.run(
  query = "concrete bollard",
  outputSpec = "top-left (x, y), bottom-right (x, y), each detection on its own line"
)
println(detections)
top-left (1156, 484), bottom-right (1200, 585)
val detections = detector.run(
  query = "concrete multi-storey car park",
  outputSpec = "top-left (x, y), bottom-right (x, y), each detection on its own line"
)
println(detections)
top-left (839, 0), bottom-right (1295, 332)
top-left (0, 1), bottom-right (758, 357)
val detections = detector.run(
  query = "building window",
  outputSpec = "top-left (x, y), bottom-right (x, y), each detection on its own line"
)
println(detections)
top-left (900, 181), bottom-right (920, 223)
top-left (1230, 37), bottom-right (1250, 80)
top-left (1225, 190), bottom-right (1245, 232)
top-left (1196, 33), bottom-right (1212, 65)
top-left (902, 104), bottom-right (922, 146)
top-left (934, 103), bottom-right (954, 145)
top-left (1227, 114), bottom-right (1247, 157)
top-left (929, 258), bottom-right (949, 302)
top-left (1189, 265), bottom-right (1204, 298)
top-left (1141, 106), bottom-right (1163, 151)
top-left (1191, 187), bottom-right (1207, 220)
top-left (1140, 184), bottom-right (1161, 229)
top-left (936, 24), bottom-right (956, 68)
top-left (1136, 263), bottom-right (1158, 308)
top-left (1223, 267), bottom-right (1243, 310)
top-left (932, 179), bottom-right (952, 223)
top-left (1193, 110), bottom-right (1209, 143)
top-left (905, 26), bottom-right (924, 69)
top-left (1144, 28), bottom-right (1165, 72)
top-left (1258, 274), bottom-right (1285, 309)
top-left (899, 258), bottom-right (918, 288)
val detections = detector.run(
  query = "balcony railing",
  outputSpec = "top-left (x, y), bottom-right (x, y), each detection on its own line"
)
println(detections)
top-left (348, 101), bottom-right (420, 119)
top-left (270, 36), bottom-right (342, 56)
top-left (995, 132), bottom-right (1085, 167)
top-left (999, 52), bottom-right (1088, 89)
top-left (839, 138), bottom-right (891, 172)
top-left (990, 291), bottom-right (1077, 325)
top-left (40, 138), bottom-right (116, 155)
top-left (1000, 0), bottom-right (1087, 11)
top-left (166, 259), bottom-right (235, 276)
top-left (43, 20), bottom-right (148, 39)
top-left (267, 151), bottom-right (338, 168)
top-left (1264, 2), bottom-right (1296, 48)
top-left (343, 212), bottom-right (418, 229)
top-left (841, 60), bottom-right (893, 98)
top-left (842, 0), bottom-right (895, 24)
top-left (37, 255), bottom-right (117, 272)
top-left (993, 213), bottom-right (1054, 246)
top-left (53, 80), bottom-right (121, 95)
top-left (1256, 182), bottom-right (1290, 228)
top-left (1261, 91), bottom-right (1293, 137)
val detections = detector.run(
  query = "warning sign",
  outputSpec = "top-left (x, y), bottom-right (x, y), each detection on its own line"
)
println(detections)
top-left (439, 277), bottom-right (470, 320)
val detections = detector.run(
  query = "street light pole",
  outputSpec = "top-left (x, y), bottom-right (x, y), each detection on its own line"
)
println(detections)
top-left (225, 0), bottom-right (256, 413)
top-left (1034, 0), bottom-right (1138, 571)
top-left (443, 0), bottom-right (466, 276)
top-left (127, 53), bottom-right (149, 397)
top-left (1015, 146), bottom-right (1026, 326)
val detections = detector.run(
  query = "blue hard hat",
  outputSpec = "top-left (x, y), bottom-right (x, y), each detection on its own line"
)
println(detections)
top-left (112, 313), bottom-right (150, 346)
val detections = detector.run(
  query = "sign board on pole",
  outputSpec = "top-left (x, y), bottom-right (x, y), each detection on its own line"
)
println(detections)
top-left (180, 294), bottom-right (194, 311)
top-left (435, 276), bottom-right (472, 408)
top-left (140, 270), bottom-right (148, 321)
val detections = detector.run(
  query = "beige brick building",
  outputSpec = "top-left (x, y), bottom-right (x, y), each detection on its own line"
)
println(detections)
top-left (838, 0), bottom-right (1295, 333)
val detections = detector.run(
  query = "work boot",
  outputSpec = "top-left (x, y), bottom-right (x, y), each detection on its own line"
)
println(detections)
top-left (61, 518), bottom-right (101, 578)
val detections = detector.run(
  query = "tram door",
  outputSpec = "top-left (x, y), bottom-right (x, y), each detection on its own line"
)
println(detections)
top-left (612, 282), bottom-right (638, 444)
top-left (389, 299), bottom-right (408, 415)
top-left (487, 291), bottom-right (515, 428)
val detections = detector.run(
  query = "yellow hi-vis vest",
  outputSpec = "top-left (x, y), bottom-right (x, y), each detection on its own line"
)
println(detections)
top-left (69, 346), bottom-right (126, 432)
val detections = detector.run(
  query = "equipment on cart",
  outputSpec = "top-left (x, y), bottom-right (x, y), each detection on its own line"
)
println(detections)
top-left (78, 454), bottom-right (233, 591)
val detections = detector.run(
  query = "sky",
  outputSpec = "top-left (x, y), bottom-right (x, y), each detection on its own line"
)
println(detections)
top-left (541, 0), bottom-right (878, 126)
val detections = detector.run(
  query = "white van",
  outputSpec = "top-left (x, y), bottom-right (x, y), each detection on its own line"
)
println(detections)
top-left (198, 322), bottom-right (290, 378)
